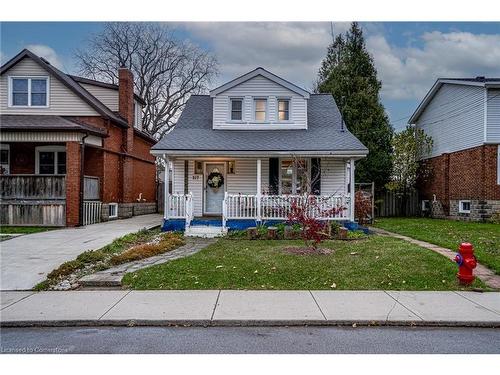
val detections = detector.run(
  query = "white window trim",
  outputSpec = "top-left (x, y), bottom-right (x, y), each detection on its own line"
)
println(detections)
top-left (458, 200), bottom-right (471, 214)
top-left (277, 97), bottom-right (292, 123)
top-left (0, 143), bottom-right (10, 174)
top-left (228, 97), bottom-right (244, 122)
top-left (253, 97), bottom-right (268, 123)
top-left (278, 158), bottom-right (311, 195)
top-left (108, 203), bottom-right (118, 219)
top-left (35, 145), bottom-right (66, 175)
top-left (8, 76), bottom-right (50, 108)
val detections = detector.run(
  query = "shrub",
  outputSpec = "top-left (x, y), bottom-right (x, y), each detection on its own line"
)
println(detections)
top-left (355, 190), bottom-right (372, 225)
top-left (256, 225), bottom-right (268, 238)
top-left (47, 260), bottom-right (82, 280)
top-left (330, 221), bottom-right (341, 237)
top-left (76, 250), bottom-right (106, 264)
top-left (109, 233), bottom-right (185, 265)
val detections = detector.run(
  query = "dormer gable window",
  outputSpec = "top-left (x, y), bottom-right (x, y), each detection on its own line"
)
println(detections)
top-left (278, 99), bottom-right (290, 121)
top-left (230, 98), bottom-right (243, 121)
top-left (254, 98), bottom-right (267, 122)
top-left (8, 76), bottom-right (49, 107)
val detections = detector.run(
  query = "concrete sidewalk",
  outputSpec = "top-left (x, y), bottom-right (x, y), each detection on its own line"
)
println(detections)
top-left (1, 290), bottom-right (499, 327)
top-left (0, 214), bottom-right (162, 291)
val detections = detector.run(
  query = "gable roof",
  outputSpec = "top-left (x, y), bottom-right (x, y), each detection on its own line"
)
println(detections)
top-left (409, 77), bottom-right (500, 124)
top-left (152, 94), bottom-right (367, 156)
top-left (69, 74), bottom-right (146, 105)
top-left (0, 49), bottom-right (129, 128)
top-left (209, 67), bottom-right (310, 98)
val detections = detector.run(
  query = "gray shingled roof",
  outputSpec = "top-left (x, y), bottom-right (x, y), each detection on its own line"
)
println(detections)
top-left (0, 115), bottom-right (107, 136)
top-left (152, 94), bottom-right (367, 154)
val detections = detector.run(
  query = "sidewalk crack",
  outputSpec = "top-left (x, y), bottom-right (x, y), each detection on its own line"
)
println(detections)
top-left (309, 291), bottom-right (327, 321)
top-left (383, 291), bottom-right (424, 321)
top-left (210, 290), bottom-right (221, 321)
top-left (98, 290), bottom-right (131, 320)
top-left (453, 291), bottom-right (500, 317)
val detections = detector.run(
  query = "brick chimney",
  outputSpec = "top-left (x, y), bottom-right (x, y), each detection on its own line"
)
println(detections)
top-left (118, 67), bottom-right (135, 152)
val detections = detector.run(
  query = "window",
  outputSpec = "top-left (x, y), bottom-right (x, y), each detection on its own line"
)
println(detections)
top-left (35, 146), bottom-right (66, 175)
top-left (0, 144), bottom-right (10, 174)
top-left (280, 159), bottom-right (309, 194)
top-left (230, 99), bottom-right (243, 121)
top-left (278, 99), bottom-right (290, 121)
top-left (9, 77), bottom-right (49, 107)
top-left (227, 161), bottom-right (236, 174)
top-left (254, 98), bottom-right (267, 121)
top-left (459, 200), bottom-right (471, 214)
top-left (108, 203), bottom-right (118, 219)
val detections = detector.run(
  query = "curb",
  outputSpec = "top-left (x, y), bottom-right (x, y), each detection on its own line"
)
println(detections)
top-left (2, 319), bottom-right (500, 328)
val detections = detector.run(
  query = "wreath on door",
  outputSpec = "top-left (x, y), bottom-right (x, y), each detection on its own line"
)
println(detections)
top-left (207, 171), bottom-right (224, 189)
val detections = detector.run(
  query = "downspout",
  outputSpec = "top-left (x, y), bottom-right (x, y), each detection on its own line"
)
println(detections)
top-left (79, 132), bottom-right (89, 226)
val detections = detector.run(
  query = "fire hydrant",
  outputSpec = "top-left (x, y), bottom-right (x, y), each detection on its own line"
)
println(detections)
top-left (454, 242), bottom-right (477, 285)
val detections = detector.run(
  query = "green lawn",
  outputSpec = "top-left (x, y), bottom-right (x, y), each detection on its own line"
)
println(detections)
top-left (122, 236), bottom-right (488, 291)
top-left (373, 218), bottom-right (500, 274)
top-left (0, 226), bottom-right (57, 235)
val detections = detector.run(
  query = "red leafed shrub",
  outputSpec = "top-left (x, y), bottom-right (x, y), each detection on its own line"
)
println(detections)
top-left (287, 195), bottom-right (346, 250)
top-left (355, 190), bottom-right (372, 225)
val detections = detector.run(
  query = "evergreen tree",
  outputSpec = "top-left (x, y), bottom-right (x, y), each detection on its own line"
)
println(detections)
top-left (316, 22), bottom-right (393, 191)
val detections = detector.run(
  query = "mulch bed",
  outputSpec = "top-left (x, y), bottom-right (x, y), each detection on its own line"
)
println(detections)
top-left (283, 246), bottom-right (333, 255)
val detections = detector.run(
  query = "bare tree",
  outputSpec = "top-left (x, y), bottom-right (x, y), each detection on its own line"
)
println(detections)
top-left (75, 22), bottom-right (218, 137)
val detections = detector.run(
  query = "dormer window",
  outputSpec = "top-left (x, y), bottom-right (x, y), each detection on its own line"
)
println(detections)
top-left (278, 99), bottom-right (290, 121)
top-left (254, 98), bottom-right (267, 121)
top-left (230, 98), bottom-right (243, 121)
top-left (9, 77), bottom-right (49, 107)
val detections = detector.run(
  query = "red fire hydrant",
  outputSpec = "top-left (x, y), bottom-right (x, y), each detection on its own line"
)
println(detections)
top-left (454, 242), bottom-right (477, 285)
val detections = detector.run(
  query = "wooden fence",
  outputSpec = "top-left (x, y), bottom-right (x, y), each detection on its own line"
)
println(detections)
top-left (0, 175), bottom-right (66, 226)
top-left (375, 190), bottom-right (420, 217)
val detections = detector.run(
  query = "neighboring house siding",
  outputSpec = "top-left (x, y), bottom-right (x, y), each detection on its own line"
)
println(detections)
top-left (213, 75), bottom-right (307, 129)
top-left (80, 83), bottom-right (119, 111)
top-left (321, 158), bottom-right (346, 196)
top-left (487, 88), bottom-right (500, 143)
top-left (416, 83), bottom-right (484, 158)
top-left (0, 57), bottom-right (99, 116)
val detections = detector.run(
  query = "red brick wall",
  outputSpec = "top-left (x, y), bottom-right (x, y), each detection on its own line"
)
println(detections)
top-left (65, 141), bottom-right (81, 227)
top-left (418, 145), bottom-right (500, 205)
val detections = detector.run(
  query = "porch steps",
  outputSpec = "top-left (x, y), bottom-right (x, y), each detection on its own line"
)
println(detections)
top-left (185, 225), bottom-right (227, 238)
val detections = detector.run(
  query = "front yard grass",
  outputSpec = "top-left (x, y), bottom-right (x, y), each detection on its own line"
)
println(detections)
top-left (122, 236), bottom-right (488, 291)
top-left (373, 218), bottom-right (500, 274)
top-left (0, 226), bottom-right (56, 235)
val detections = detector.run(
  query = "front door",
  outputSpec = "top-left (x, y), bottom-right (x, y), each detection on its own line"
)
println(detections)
top-left (204, 163), bottom-right (225, 215)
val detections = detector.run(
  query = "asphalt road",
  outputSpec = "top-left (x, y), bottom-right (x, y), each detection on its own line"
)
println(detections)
top-left (0, 326), bottom-right (499, 354)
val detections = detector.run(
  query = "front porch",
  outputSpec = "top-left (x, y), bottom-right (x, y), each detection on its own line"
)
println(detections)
top-left (161, 155), bottom-right (358, 234)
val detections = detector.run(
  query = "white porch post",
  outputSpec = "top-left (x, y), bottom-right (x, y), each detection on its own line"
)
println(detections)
top-left (163, 154), bottom-right (169, 220)
top-left (256, 158), bottom-right (262, 222)
top-left (349, 158), bottom-right (355, 222)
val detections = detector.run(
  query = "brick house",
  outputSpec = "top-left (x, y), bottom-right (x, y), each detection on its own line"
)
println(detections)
top-left (410, 77), bottom-right (500, 221)
top-left (0, 49), bottom-right (157, 226)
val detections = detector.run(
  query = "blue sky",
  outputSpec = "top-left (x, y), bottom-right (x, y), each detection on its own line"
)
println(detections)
top-left (1, 22), bottom-right (499, 131)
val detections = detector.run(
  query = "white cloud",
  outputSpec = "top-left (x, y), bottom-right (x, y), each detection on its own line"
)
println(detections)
top-left (367, 31), bottom-right (500, 100)
top-left (24, 44), bottom-right (64, 69)
top-left (182, 22), bottom-right (351, 90)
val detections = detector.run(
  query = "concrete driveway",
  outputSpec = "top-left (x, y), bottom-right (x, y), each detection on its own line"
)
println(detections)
top-left (0, 214), bottom-right (162, 291)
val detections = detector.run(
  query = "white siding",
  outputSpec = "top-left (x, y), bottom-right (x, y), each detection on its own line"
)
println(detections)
top-left (171, 157), bottom-right (347, 217)
top-left (415, 84), bottom-right (485, 158)
top-left (486, 88), bottom-right (500, 143)
top-left (80, 83), bottom-right (119, 111)
top-left (0, 57), bottom-right (99, 116)
top-left (321, 158), bottom-right (346, 195)
top-left (213, 75), bottom-right (307, 130)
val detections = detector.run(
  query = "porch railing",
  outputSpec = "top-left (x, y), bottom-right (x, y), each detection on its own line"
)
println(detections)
top-left (83, 201), bottom-right (102, 226)
top-left (167, 192), bottom-right (194, 229)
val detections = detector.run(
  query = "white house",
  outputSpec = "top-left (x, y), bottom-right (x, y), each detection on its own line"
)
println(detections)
top-left (152, 68), bottom-right (368, 236)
